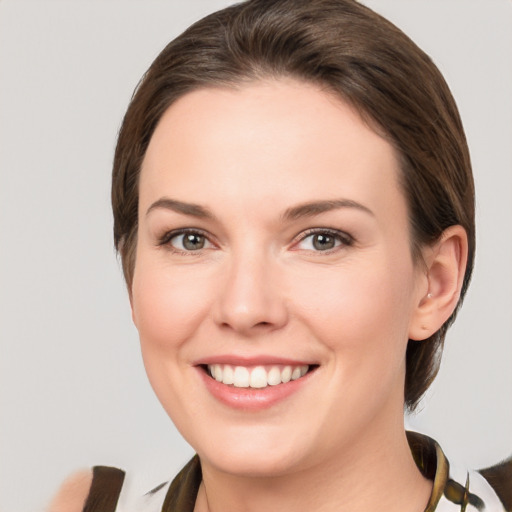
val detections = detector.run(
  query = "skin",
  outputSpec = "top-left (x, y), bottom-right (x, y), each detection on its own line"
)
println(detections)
top-left (129, 79), bottom-right (467, 512)
top-left (46, 469), bottom-right (92, 512)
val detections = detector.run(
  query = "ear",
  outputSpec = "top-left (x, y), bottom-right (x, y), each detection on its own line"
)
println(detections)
top-left (408, 225), bottom-right (468, 341)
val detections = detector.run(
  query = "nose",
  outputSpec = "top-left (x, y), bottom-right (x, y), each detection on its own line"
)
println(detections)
top-left (212, 249), bottom-right (289, 336)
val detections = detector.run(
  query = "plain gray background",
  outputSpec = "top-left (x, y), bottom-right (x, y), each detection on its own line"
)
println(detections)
top-left (1, 1), bottom-right (511, 511)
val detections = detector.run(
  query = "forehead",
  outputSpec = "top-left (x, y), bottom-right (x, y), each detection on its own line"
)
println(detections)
top-left (140, 79), bottom-right (404, 221)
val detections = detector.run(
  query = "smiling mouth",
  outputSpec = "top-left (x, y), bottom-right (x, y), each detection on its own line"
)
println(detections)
top-left (204, 364), bottom-right (317, 389)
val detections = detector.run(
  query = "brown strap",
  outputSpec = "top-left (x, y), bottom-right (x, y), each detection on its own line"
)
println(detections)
top-left (479, 457), bottom-right (512, 512)
top-left (82, 466), bottom-right (125, 512)
top-left (162, 455), bottom-right (202, 512)
top-left (406, 431), bottom-right (449, 512)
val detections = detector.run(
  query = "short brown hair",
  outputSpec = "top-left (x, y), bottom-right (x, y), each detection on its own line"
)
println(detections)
top-left (112, 0), bottom-right (475, 410)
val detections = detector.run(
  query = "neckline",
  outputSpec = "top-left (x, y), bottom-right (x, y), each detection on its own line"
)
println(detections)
top-left (162, 431), bottom-right (449, 512)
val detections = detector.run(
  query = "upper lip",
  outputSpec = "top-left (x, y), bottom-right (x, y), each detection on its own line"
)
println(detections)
top-left (192, 355), bottom-right (316, 367)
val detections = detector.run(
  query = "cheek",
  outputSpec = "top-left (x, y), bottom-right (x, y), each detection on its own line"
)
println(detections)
top-left (130, 258), bottom-right (217, 420)
top-left (131, 258), bottom-right (213, 351)
top-left (289, 259), bottom-right (415, 364)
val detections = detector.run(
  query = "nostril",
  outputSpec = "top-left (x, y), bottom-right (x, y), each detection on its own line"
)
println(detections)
top-left (218, 318), bottom-right (282, 332)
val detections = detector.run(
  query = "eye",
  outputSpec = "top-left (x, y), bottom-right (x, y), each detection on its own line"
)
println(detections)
top-left (160, 229), bottom-right (214, 252)
top-left (295, 229), bottom-right (352, 252)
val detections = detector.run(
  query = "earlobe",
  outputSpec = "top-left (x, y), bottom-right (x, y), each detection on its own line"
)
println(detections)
top-left (409, 225), bottom-right (468, 341)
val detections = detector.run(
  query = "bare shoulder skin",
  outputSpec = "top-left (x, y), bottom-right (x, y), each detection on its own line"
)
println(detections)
top-left (46, 469), bottom-right (92, 512)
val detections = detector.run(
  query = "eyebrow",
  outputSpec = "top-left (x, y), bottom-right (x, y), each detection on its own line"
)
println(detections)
top-left (146, 197), bottom-right (373, 222)
top-left (146, 198), bottom-right (216, 219)
top-left (282, 199), bottom-right (374, 221)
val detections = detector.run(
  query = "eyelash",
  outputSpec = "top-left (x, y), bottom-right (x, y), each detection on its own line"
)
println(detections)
top-left (157, 228), bottom-right (214, 254)
top-left (293, 228), bottom-right (354, 253)
top-left (157, 227), bottom-right (354, 254)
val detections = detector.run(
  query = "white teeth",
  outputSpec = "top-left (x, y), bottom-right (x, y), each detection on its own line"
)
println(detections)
top-left (207, 364), bottom-right (310, 388)
top-left (213, 364), bottom-right (223, 382)
top-left (267, 366), bottom-right (281, 386)
top-left (291, 367), bottom-right (302, 380)
top-left (223, 365), bottom-right (234, 385)
top-left (233, 366), bottom-right (250, 387)
top-left (249, 366), bottom-right (267, 388)
top-left (281, 366), bottom-right (292, 383)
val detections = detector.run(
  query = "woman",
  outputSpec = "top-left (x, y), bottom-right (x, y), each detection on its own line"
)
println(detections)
top-left (50, 0), bottom-right (511, 510)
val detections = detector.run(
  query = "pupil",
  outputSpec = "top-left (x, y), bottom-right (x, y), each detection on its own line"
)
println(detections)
top-left (313, 234), bottom-right (334, 250)
top-left (183, 234), bottom-right (204, 250)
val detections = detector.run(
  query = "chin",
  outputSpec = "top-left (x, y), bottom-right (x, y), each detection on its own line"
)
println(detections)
top-left (202, 447), bottom-right (306, 478)
top-left (190, 423), bottom-right (312, 477)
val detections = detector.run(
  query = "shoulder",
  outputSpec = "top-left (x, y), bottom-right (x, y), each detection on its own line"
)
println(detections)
top-left (407, 431), bottom-right (512, 511)
top-left (47, 469), bottom-right (93, 512)
top-left (47, 466), bottom-right (126, 512)
top-left (478, 457), bottom-right (512, 512)
top-left (438, 449), bottom-right (512, 511)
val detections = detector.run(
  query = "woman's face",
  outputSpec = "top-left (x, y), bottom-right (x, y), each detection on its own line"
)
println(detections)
top-left (132, 79), bottom-right (428, 476)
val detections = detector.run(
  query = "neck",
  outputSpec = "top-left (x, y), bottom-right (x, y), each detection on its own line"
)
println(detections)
top-left (194, 419), bottom-right (432, 512)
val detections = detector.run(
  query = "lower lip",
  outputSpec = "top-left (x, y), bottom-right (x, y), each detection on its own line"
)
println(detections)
top-left (197, 367), bottom-right (314, 411)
